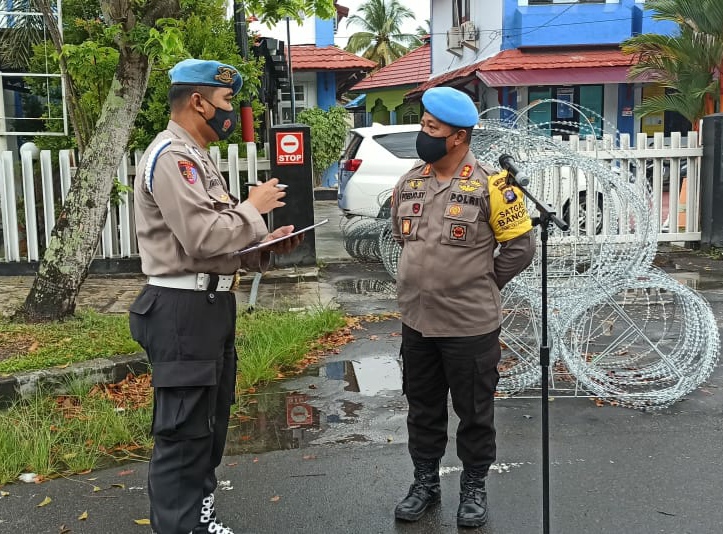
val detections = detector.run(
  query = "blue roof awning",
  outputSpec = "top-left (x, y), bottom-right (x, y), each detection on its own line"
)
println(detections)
top-left (345, 94), bottom-right (366, 109)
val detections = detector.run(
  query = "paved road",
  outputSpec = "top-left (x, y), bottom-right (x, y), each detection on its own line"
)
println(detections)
top-left (1, 202), bottom-right (722, 533)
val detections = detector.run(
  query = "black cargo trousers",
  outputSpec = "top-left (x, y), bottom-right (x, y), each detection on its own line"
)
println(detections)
top-left (129, 284), bottom-right (237, 534)
top-left (401, 324), bottom-right (502, 471)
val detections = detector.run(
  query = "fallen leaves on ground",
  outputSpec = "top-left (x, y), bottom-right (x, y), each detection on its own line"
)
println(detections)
top-left (90, 373), bottom-right (152, 410)
top-left (37, 496), bottom-right (52, 507)
top-left (270, 495), bottom-right (281, 502)
top-left (78, 511), bottom-right (88, 521)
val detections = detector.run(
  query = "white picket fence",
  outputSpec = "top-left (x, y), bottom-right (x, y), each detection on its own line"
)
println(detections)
top-left (0, 144), bottom-right (270, 262)
top-left (0, 132), bottom-right (704, 263)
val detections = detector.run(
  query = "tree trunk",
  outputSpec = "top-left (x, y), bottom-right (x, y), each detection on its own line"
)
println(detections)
top-left (16, 50), bottom-right (152, 322)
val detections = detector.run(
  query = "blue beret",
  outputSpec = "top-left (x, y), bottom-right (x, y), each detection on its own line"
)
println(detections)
top-left (169, 59), bottom-right (243, 96)
top-left (422, 87), bottom-right (479, 128)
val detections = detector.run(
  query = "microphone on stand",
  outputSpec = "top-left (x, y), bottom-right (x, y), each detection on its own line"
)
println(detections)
top-left (498, 155), bottom-right (530, 187)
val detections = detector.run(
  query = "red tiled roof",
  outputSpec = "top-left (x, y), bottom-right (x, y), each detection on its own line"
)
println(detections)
top-left (405, 57), bottom-right (485, 98)
top-left (479, 47), bottom-right (636, 71)
top-left (406, 47), bottom-right (637, 97)
top-left (290, 45), bottom-right (376, 71)
top-left (349, 43), bottom-right (431, 91)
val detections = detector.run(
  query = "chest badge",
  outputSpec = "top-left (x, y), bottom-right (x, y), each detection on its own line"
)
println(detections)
top-left (407, 179), bottom-right (424, 190)
top-left (401, 218), bottom-right (412, 236)
top-left (503, 188), bottom-right (518, 203)
top-left (450, 224), bottom-right (467, 241)
top-left (459, 164), bottom-right (473, 178)
top-left (459, 179), bottom-right (482, 193)
top-left (421, 164), bottom-right (431, 176)
top-left (449, 204), bottom-right (463, 217)
top-left (412, 203), bottom-right (421, 214)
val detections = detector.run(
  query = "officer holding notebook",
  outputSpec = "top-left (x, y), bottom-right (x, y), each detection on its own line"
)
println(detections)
top-left (129, 58), bottom-right (301, 534)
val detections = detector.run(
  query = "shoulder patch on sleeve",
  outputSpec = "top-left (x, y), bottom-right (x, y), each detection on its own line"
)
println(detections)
top-left (488, 173), bottom-right (532, 242)
top-left (177, 160), bottom-right (199, 184)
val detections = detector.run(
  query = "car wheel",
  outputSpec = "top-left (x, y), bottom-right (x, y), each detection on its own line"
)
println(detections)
top-left (562, 192), bottom-right (604, 235)
top-left (377, 197), bottom-right (392, 219)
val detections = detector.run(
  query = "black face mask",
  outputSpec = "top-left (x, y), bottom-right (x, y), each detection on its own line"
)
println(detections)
top-left (200, 96), bottom-right (237, 140)
top-left (415, 130), bottom-right (456, 164)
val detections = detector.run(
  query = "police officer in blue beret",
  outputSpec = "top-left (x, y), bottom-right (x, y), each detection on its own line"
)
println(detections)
top-left (391, 87), bottom-right (535, 528)
top-left (130, 58), bottom-right (301, 534)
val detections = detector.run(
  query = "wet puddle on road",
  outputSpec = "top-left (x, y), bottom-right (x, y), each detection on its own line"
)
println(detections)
top-left (226, 355), bottom-right (402, 455)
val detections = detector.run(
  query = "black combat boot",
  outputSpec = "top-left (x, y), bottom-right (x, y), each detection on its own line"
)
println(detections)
top-left (457, 467), bottom-right (488, 528)
top-left (394, 458), bottom-right (441, 522)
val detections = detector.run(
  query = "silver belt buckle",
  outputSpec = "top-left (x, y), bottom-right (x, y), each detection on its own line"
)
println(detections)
top-left (195, 273), bottom-right (209, 291)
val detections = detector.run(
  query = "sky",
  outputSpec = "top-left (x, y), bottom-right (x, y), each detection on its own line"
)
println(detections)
top-left (334, 0), bottom-right (430, 48)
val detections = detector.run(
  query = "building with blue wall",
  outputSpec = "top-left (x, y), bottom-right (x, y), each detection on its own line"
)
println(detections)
top-left (415, 0), bottom-right (684, 145)
top-left (499, 0), bottom-right (684, 141)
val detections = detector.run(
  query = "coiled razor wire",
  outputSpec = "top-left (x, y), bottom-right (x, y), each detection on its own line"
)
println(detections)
top-left (342, 100), bottom-right (719, 409)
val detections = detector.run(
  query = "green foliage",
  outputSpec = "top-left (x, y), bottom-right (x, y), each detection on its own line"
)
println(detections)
top-left (296, 106), bottom-right (350, 185)
top-left (130, 4), bottom-right (265, 149)
top-left (622, 0), bottom-right (723, 122)
top-left (245, 0), bottom-right (336, 26)
top-left (20, 0), bottom-right (338, 152)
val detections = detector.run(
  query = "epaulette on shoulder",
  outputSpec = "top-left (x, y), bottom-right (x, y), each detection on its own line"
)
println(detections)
top-left (478, 161), bottom-right (498, 176)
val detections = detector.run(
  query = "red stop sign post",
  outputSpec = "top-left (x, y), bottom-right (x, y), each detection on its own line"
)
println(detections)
top-left (269, 124), bottom-right (316, 267)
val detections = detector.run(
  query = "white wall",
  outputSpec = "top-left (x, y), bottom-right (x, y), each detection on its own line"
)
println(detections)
top-left (430, 0), bottom-right (503, 78)
top-left (249, 17), bottom-right (318, 46)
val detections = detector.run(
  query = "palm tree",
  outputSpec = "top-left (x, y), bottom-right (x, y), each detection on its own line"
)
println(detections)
top-left (415, 19), bottom-right (431, 39)
top-left (0, 0), bottom-right (44, 70)
top-left (622, 0), bottom-right (723, 127)
top-left (344, 0), bottom-right (421, 69)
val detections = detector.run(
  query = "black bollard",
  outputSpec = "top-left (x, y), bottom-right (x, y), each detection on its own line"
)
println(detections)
top-left (701, 113), bottom-right (723, 248)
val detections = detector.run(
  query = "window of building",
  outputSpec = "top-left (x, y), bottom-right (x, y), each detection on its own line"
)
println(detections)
top-left (453, 0), bottom-right (471, 25)
top-left (527, 85), bottom-right (604, 139)
top-left (279, 83), bottom-right (307, 124)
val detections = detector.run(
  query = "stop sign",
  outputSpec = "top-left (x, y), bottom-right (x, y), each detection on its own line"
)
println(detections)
top-left (276, 132), bottom-right (304, 165)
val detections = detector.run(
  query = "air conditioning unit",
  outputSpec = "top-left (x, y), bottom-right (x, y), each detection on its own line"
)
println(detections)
top-left (446, 26), bottom-right (464, 57)
top-left (460, 21), bottom-right (478, 50)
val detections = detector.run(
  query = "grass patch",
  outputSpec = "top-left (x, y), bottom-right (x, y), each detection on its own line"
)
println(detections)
top-left (0, 379), bottom-right (152, 486)
top-left (236, 307), bottom-right (347, 389)
top-left (0, 306), bottom-right (348, 484)
top-left (0, 310), bottom-right (140, 374)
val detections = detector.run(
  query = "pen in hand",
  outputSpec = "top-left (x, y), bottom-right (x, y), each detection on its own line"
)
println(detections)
top-left (246, 182), bottom-right (288, 190)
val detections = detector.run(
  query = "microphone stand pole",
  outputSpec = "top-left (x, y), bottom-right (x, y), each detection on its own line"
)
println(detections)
top-left (509, 174), bottom-right (568, 534)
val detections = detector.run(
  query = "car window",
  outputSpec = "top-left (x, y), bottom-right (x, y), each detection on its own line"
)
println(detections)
top-left (373, 131), bottom-right (420, 159)
top-left (341, 132), bottom-right (364, 160)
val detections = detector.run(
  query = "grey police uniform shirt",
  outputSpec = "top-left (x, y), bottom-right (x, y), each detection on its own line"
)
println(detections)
top-left (391, 151), bottom-right (535, 337)
top-left (134, 120), bottom-right (269, 276)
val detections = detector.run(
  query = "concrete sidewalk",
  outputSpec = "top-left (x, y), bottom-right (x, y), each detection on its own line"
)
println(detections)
top-left (0, 200), bottom-right (351, 318)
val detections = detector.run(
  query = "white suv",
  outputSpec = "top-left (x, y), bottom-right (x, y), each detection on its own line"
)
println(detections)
top-left (337, 124), bottom-right (420, 218)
